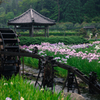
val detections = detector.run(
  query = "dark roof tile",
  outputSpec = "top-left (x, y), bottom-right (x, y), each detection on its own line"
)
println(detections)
top-left (8, 8), bottom-right (55, 25)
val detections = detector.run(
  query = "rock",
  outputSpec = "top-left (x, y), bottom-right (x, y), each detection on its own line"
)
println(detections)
top-left (54, 77), bottom-right (64, 84)
top-left (63, 92), bottom-right (85, 100)
top-left (76, 77), bottom-right (83, 84)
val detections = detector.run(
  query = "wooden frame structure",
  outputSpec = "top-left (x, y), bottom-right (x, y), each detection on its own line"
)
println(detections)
top-left (8, 8), bottom-right (56, 37)
top-left (0, 50), bottom-right (100, 94)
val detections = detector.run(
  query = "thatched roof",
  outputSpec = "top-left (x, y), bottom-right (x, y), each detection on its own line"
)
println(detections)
top-left (8, 8), bottom-right (56, 26)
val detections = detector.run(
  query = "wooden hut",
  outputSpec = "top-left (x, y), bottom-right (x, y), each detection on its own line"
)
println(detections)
top-left (83, 26), bottom-right (95, 29)
top-left (8, 8), bottom-right (56, 37)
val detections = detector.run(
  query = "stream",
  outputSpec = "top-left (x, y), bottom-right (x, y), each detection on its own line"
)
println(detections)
top-left (21, 65), bottom-right (100, 100)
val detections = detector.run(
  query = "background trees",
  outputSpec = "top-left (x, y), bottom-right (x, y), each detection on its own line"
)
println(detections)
top-left (0, 0), bottom-right (100, 25)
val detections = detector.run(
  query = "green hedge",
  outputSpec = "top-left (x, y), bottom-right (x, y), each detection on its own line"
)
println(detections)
top-left (19, 31), bottom-right (78, 36)
top-left (19, 36), bottom-right (89, 46)
top-left (49, 32), bottom-right (78, 36)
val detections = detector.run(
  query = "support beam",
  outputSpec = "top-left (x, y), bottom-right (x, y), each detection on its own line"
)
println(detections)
top-left (45, 27), bottom-right (47, 37)
top-left (31, 25), bottom-right (34, 37)
top-left (16, 27), bottom-right (46, 29)
top-left (29, 29), bottom-right (31, 36)
top-left (47, 26), bottom-right (49, 37)
top-left (14, 25), bottom-right (16, 33)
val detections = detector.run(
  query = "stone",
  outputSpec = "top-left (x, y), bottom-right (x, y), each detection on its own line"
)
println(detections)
top-left (76, 77), bottom-right (83, 84)
top-left (63, 92), bottom-right (85, 100)
top-left (54, 77), bottom-right (64, 84)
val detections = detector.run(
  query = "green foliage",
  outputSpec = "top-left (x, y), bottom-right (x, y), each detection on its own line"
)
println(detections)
top-left (60, 0), bottom-right (81, 23)
top-left (91, 28), bottom-right (97, 36)
top-left (19, 31), bottom-right (78, 36)
top-left (0, 75), bottom-right (69, 100)
top-left (0, 12), bottom-right (6, 23)
top-left (40, 8), bottom-right (50, 15)
top-left (0, 0), bottom-right (100, 25)
top-left (82, 0), bottom-right (98, 18)
top-left (19, 36), bottom-right (89, 46)
top-left (6, 12), bottom-right (14, 20)
top-left (67, 57), bottom-right (100, 81)
top-left (79, 28), bottom-right (87, 37)
top-left (50, 22), bottom-right (74, 30)
top-left (20, 57), bottom-right (39, 68)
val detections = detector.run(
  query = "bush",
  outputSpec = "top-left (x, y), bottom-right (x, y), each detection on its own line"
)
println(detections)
top-left (19, 36), bottom-right (89, 46)
top-left (79, 28), bottom-right (87, 37)
top-left (19, 31), bottom-right (78, 36)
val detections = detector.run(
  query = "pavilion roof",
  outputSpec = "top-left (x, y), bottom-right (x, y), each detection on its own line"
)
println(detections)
top-left (8, 8), bottom-right (56, 26)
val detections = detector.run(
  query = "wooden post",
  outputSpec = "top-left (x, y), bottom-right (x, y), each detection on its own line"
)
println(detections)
top-left (47, 26), bottom-right (49, 37)
top-left (14, 25), bottom-right (16, 33)
top-left (45, 27), bottom-right (47, 37)
top-left (19, 66), bottom-right (21, 76)
top-left (22, 57), bottom-right (24, 77)
top-left (29, 29), bottom-right (31, 36)
top-left (31, 25), bottom-right (34, 37)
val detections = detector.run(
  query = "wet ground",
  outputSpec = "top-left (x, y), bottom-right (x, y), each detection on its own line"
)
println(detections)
top-left (20, 65), bottom-right (100, 100)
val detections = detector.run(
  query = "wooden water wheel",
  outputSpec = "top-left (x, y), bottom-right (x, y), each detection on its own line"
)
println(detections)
top-left (0, 28), bottom-right (21, 78)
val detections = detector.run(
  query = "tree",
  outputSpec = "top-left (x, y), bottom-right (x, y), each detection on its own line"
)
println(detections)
top-left (0, 0), bottom-right (100, 25)
top-left (56, 0), bottom-right (60, 22)
top-left (6, 12), bottom-right (14, 20)
top-left (82, 0), bottom-right (98, 18)
top-left (0, 12), bottom-right (6, 23)
top-left (41, 0), bottom-right (58, 20)
top-left (19, 0), bottom-right (40, 12)
top-left (60, 0), bottom-right (81, 23)
top-left (0, 7), bottom-right (5, 14)
top-left (0, 0), bottom-right (4, 4)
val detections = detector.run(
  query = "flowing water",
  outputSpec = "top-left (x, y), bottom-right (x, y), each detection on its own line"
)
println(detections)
top-left (21, 65), bottom-right (100, 100)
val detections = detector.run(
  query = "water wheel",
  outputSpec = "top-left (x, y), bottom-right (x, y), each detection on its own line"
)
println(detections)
top-left (0, 28), bottom-right (21, 78)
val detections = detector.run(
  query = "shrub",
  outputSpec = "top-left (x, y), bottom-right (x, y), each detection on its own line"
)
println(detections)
top-left (19, 36), bottom-right (89, 46)
top-left (19, 31), bottom-right (78, 36)
top-left (79, 28), bottom-right (87, 37)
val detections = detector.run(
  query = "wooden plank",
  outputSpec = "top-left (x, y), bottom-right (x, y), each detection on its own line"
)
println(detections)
top-left (0, 51), bottom-right (43, 59)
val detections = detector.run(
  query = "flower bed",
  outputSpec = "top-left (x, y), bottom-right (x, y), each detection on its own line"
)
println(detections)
top-left (21, 41), bottom-right (100, 80)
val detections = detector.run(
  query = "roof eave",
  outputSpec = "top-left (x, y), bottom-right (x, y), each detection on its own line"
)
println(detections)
top-left (34, 22), bottom-right (56, 26)
top-left (8, 22), bottom-right (56, 26)
top-left (8, 22), bottom-right (32, 25)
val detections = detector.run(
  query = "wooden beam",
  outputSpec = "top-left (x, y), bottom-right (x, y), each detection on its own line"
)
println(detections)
top-left (29, 29), bottom-right (31, 36)
top-left (14, 25), bottom-right (16, 33)
top-left (16, 27), bottom-right (31, 29)
top-left (31, 25), bottom-right (34, 37)
top-left (47, 26), bottom-right (49, 37)
top-left (45, 27), bottom-right (47, 37)
top-left (16, 27), bottom-right (46, 29)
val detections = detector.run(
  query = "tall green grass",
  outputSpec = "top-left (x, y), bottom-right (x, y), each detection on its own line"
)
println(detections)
top-left (67, 57), bottom-right (100, 81)
top-left (0, 75), bottom-right (72, 100)
top-left (20, 57), bottom-right (39, 69)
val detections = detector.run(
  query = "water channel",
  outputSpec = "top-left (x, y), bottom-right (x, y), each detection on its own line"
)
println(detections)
top-left (21, 65), bottom-right (100, 100)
